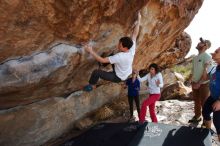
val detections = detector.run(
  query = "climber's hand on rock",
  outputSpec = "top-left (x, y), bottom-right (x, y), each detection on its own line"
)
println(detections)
top-left (84, 44), bottom-right (93, 53)
top-left (137, 11), bottom-right (141, 21)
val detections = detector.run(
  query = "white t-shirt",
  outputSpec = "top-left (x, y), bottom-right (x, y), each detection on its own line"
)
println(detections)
top-left (138, 72), bottom-right (164, 94)
top-left (108, 40), bottom-right (136, 80)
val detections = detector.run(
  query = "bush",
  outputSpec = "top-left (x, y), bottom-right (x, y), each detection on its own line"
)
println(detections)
top-left (171, 64), bottom-right (192, 80)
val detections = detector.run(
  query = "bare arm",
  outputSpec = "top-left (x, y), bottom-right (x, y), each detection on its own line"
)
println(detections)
top-left (200, 64), bottom-right (209, 81)
top-left (131, 11), bottom-right (141, 41)
top-left (198, 56), bottom-right (212, 83)
top-left (84, 45), bottom-right (110, 63)
top-left (199, 60), bottom-right (213, 82)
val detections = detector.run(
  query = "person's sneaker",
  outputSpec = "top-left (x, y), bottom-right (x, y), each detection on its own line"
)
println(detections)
top-left (201, 122), bottom-right (206, 128)
top-left (136, 121), bottom-right (148, 129)
top-left (128, 116), bottom-right (136, 123)
top-left (188, 116), bottom-right (202, 123)
top-left (83, 85), bottom-right (93, 92)
top-left (209, 129), bottom-right (216, 136)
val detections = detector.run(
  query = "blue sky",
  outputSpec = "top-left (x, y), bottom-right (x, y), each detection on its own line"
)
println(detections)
top-left (185, 0), bottom-right (220, 57)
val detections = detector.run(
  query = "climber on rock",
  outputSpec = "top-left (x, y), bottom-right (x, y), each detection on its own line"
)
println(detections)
top-left (83, 11), bottom-right (141, 92)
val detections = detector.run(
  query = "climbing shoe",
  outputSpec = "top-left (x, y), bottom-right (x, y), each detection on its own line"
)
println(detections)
top-left (83, 84), bottom-right (93, 92)
top-left (209, 129), bottom-right (216, 136)
top-left (201, 122), bottom-right (206, 128)
top-left (188, 116), bottom-right (202, 123)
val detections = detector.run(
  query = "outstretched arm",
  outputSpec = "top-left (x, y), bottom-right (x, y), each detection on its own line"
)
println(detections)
top-left (137, 73), bottom-right (148, 82)
top-left (84, 45), bottom-right (110, 63)
top-left (131, 11), bottom-right (141, 41)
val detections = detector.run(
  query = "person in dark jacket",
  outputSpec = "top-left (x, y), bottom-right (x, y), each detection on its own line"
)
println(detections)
top-left (202, 47), bottom-right (220, 142)
top-left (126, 70), bottom-right (140, 121)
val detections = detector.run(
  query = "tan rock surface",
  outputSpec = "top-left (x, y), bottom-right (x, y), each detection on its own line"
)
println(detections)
top-left (0, 83), bottom-right (122, 146)
top-left (161, 81), bottom-right (192, 100)
top-left (0, 0), bottom-right (202, 109)
top-left (0, 0), bottom-right (204, 145)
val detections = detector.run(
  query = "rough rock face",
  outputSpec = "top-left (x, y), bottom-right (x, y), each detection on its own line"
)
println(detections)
top-left (161, 68), bottom-right (192, 100)
top-left (0, 0), bottom-right (202, 109)
top-left (0, 0), bottom-right (203, 145)
top-left (0, 84), bottom-right (122, 146)
top-left (161, 81), bottom-right (192, 100)
top-left (163, 69), bottom-right (184, 86)
top-left (153, 32), bottom-right (192, 69)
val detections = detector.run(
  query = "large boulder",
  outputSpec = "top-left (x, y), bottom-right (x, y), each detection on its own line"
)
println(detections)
top-left (0, 0), bottom-right (203, 145)
top-left (0, 84), bottom-right (122, 146)
top-left (163, 69), bottom-right (185, 86)
top-left (0, 0), bottom-right (202, 109)
top-left (161, 81), bottom-right (192, 100)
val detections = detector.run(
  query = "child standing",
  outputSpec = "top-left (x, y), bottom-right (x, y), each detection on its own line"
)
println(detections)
top-left (126, 70), bottom-right (140, 121)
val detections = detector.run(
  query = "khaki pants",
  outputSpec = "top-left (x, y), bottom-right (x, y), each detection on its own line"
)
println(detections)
top-left (192, 83), bottom-right (210, 118)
